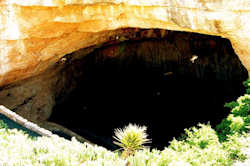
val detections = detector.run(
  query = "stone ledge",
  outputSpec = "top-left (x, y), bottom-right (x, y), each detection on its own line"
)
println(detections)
top-left (0, 105), bottom-right (53, 137)
top-left (0, 105), bottom-right (92, 143)
top-left (1, 0), bottom-right (250, 11)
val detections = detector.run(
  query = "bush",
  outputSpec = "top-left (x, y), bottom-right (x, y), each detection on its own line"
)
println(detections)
top-left (0, 120), bottom-right (8, 130)
top-left (113, 124), bottom-right (151, 158)
top-left (216, 79), bottom-right (250, 141)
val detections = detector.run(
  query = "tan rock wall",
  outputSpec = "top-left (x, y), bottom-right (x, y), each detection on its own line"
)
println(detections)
top-left (0, 0), bottom-right (250, 86)
top-left (1, 31), bottom-right (247, 123)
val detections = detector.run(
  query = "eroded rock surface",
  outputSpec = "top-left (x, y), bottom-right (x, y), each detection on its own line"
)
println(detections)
top-left (0, 0), bottom-right (250, 87)
top-left (0, 30), bottom-right (247, 122)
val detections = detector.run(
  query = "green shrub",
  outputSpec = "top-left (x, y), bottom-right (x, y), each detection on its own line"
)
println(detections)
top-left (113, 124), bottom-right (151, 158)
top-left (243, 79), bottom-right (250, 94)
top-left (216, 79), bottom-right (250, 141)
top-left (157, 124), bottom-right (247, 166)
top-left (0, 120), bottom-right (8, 130)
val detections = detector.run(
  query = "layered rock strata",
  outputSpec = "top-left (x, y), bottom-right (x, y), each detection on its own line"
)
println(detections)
top-left (0, 0), bottom-right (250, 87)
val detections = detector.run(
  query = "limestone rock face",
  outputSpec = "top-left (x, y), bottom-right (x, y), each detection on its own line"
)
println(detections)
top-left (0, 0), bottom-right (250, 87)
top-left (0, 30), bottom-right (248, 122)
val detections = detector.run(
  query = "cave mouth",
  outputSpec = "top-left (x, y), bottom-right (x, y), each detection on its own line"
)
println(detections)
top-left (48, 30), bottom-right (248, 150)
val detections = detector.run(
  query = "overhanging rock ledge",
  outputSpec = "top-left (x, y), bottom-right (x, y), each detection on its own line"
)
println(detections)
top-left (0, 0), bottom-right (250, 86)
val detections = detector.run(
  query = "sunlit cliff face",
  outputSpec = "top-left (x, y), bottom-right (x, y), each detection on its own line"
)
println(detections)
top-left (0, 0), bottom-right (250, 88)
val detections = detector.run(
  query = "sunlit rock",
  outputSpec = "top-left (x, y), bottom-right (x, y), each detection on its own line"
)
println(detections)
top-left (0, 0), bottom-right (250, 86)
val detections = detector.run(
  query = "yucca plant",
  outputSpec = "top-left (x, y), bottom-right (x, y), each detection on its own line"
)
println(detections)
top-left (113, 124), bottom-right (151, 158)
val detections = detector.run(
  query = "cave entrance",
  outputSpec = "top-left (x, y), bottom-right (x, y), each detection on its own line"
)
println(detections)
top-left (48, 30), bottom-right (248, 150)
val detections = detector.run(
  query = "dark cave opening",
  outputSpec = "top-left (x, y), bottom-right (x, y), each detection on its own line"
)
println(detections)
top-left (48, 31), bottom-right (248, 150)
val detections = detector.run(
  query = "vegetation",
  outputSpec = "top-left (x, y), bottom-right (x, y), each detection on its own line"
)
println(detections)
top-left (216, 79), bottom-right (250, 141)
top-left (0, 79), bottom-right (249, 166)
top-left (113, 124), bottom-right (151, 158)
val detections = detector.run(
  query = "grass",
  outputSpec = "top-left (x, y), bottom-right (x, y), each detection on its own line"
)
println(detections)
top-left (0, 79), bottom-right (249, 166)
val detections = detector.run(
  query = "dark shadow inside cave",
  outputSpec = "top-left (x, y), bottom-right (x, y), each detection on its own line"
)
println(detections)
top-left (48, 30), bottom-right (248, 150)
